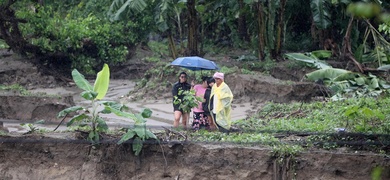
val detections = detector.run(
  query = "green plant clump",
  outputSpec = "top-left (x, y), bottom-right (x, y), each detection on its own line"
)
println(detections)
top-left (173, 89), bottom-right (203, 113)
top-left (58, 64), bottom-right (112, 143)
top-left (20, 120), bottom-right (46, 134)
top-left (0, 84), bottom-right (30, 95)
top-left (13, 1), bottom-right (151, 75)
top-left (57, 64), bottom-right (157, 155)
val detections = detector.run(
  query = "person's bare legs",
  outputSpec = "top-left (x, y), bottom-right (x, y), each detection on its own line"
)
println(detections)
top-left (182, 113), bottom-right (189, 129)
top-left (173, 111), bottom-right (183, 128)
top-left (207, 115), bottom-right (216, 130)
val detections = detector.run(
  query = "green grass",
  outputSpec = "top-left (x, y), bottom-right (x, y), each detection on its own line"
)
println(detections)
top-left (0, 84), bottom-right (61, 98)
top-left (0, 130), bottom-right (7, 136)
top-left (147, 40), bottom-right (169, 57)
top-left (190, 130), bottom-right (279, 145)
top-left (0, 84), bottom-right (30, 95)
top-left (234, 98), bottom-right (390, 134)
top-left (182, 97), bottom-right (390, 156)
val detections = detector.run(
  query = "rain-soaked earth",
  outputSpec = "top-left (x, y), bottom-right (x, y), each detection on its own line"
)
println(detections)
top-left (0, 49), bottom-right (389, 180)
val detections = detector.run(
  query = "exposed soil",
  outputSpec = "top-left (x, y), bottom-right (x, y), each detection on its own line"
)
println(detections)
top-left (0, 135), bottom-right (389, 180)
top-left (0, 48), bottom-right (323, 121)
top-left (1, 48), bottom-right (389, 179)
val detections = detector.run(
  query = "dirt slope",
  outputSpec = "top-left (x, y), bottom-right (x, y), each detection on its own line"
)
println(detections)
top-left (0, 135), bottom-right (389, 180)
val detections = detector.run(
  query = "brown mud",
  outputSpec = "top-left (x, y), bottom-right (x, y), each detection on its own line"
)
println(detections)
top-left (0, 135), bottom-right (389, 180)
top-left (1, 49), bottom-right (389, 179)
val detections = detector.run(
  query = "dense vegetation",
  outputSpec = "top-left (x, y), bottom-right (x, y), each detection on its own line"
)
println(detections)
top-left (1, 0), bottom-right (390, 159)
top-left (1, 0), bottom-right (390, 75)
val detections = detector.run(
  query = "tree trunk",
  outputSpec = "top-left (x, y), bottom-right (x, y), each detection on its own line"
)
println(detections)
top-left (168, 31), bottom-right (177, 59)
top-left (267, 0), bottom-right (276, 59)
top-left (341, 16), bottom-right (364, 73)
top-left (0, 1), bottom-right (42, 56)
top-left (237, 0), bottom-right (249, 42)
top-left (0, 0), bottom-right (74, 81)
top-left (186, 0), bottom-right (198, 56)
top-left (257, 2), bottom-right (265, 61)
top-left (275, 0), bottom-right (287, 58)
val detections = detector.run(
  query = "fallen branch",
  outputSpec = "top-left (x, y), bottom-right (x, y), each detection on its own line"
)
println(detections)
top-left (162, 127), bottom-right (187, 141)
top-left (53, 113), bottom-right (68, 131)
top-left (341, 16), bottom-right (364, 73)
top-left (285, 102), bottom-right (304, 119)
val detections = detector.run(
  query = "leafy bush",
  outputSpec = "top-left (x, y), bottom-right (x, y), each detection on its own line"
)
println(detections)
top-left (0, 39), bottom-right (9, 49)
top-left (244, 58), bottom-right (277, 72)
top-left (13, 1), bottom-right (151, 75)
top-left (147, 40), bottom-right (169, 57)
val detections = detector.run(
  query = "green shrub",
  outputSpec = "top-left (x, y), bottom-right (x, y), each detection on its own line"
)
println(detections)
top-left (13, 1), bottom-right (151, 75)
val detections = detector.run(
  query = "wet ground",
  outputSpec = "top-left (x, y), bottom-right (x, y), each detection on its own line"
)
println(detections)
top-left (2, 79), bottom-right (255, 133)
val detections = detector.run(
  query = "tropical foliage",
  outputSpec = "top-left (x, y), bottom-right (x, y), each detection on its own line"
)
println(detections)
top-left (1, 0), bottom-right (390, 73)
top-left (285, 50), bottom-right (390, 99)
top-left (173, 89), bottom-right (202, 113)
top-left (57, 64), bottom-right (111, 143)
top-left (57, 64), bottom-right (157, 155)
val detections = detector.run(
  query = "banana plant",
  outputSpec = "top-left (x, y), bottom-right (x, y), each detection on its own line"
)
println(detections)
top-left (305, 68), bottom-right (390, 100)
top-left (57, 64), bottom-right (157, 151)
top-left (286, 50), bottom-right (390, 99)
top-left (116, 108), bottom-right (157, 156)
top-left (107, 0), bottom-right (148, 21)
top-left (58, 64), bottom-right (110, 143)
top-left (358, 20), bottom-right (390, 67)
top-left (310, 0), bottom-right (332, 29)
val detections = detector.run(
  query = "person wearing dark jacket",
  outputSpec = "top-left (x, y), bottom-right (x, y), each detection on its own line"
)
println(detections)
top-left (202, 77), bottom-right (216, 130)
top-left (172, 72), bottom-right (192, 128)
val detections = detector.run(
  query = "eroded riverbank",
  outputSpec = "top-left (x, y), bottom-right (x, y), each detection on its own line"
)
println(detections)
top-left (0, 135), bottom-right (388, 180)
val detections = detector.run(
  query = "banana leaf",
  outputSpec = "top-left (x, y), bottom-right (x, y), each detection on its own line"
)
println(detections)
top-left (94, 64), bottom-right (110, 100)
top-left (333, 71), bottom-right (361, 81)
top-left (108, 0), bottom-right (147, 21)
top-left (71, 69), bottom-right (93, 92)
top-left (311, 50), bottom-right (332, 59)
top-left (311, 0), bottom-right (331, 29)
top-left (305, 68), bottom-right (350, 81)
top-left (377, 65), bottom-right (390, 71)
top-left (285, 53), bottom-right (332, 69)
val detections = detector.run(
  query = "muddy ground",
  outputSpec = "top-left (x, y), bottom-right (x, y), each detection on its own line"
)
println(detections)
top-left (0, 49), bottom-right (389, 179)
top-left (0, 135), bottom-right (389, 180)
top-left (0, 49), bottom-right (323, 123)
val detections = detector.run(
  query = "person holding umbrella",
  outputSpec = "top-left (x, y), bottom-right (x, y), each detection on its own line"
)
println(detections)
top-left (172, 72), bottom-right (192, 129)
top-left (210, 72), bottom-right (233, 133)
top-left (170, 56), bottom-right (220, 129)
